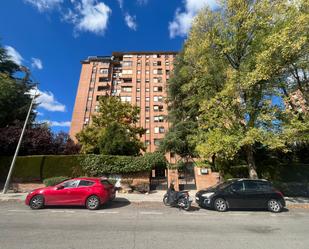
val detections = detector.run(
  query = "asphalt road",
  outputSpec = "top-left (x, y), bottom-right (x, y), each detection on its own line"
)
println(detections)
top-left (0, 200), bottom-right (308, 249)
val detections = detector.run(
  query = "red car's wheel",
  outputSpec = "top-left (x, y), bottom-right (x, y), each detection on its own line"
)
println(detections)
top-left (86, 195), bottom-right (100, 210)
top-left (30, 195), bottom-right (45, 210)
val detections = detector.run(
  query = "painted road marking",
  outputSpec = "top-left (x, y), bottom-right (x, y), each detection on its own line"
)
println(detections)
top-left (95, 211), bottom-right (119, 214)
top-left (140, 211), bottom-right (163, 215)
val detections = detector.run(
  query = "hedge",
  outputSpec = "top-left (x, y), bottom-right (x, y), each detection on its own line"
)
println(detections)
top-left (43, 176), bottom-right (69, 187)
top-left (79, 152), bottom-right (167, 176)
top-left (0, 155), bottom-right (83, 182)
top-left (0, 152), bottom-right (167, 182)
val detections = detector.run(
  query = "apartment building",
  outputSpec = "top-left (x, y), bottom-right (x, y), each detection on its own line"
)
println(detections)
top-left (69, 51), bottom-right (177, 160)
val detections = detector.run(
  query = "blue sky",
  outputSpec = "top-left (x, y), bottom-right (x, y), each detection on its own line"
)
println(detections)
top-left (0, 0), bottom-right (217, 133)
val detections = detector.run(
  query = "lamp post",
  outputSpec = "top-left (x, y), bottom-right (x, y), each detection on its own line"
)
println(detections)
top-left (2, 86), bottom-right (38, 194)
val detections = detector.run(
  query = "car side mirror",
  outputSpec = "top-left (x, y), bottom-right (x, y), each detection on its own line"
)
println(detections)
top-left (56, 185), bottom-right (64, 190)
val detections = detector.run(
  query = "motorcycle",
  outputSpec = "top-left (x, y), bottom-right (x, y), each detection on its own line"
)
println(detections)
top-left (163, 190), bottom-right (192, 211)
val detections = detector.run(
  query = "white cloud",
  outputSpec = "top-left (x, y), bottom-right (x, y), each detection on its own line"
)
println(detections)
top-left (24, 0), bottom-right (63, 12)
top-left (169, 0), bottom-right (218, 38)
top-left (39, 120), bottom-right (71, 127)
top-left (4, 46), bottom-right (23, 65)
top-left (31, 58), bottom-right (43, 70)
top-left (30, 89), bottom-right (66, 112)
top-left (64, 0), bottom-right (112, 35)
top-left (124, 13), bottom-right (137, 30)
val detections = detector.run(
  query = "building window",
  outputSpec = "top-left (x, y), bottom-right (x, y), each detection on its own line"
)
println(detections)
top-left (99, 68), bottom-right (109, 74)
top-left (146, 97), bottom-right (150, 102)
top-left (122, 69), bottom-right (133, 75)
top-left (98, 85), bottom-right (109, 91)
top-left (137, 79), bottom-right (141, 83)
top-left (146, 61), bottom-right (150, 66)
top-left (145, 106), bottom-right (150, 112)
top-left (84, 118), bottom-right (89, 125)
top-left (153, 105), bottom-right (163, 112)
top-left (123, 54), bottom-right (133, 58)
top-left (99, 77), bottom-right (109, 82)
top-left (95, 105), bottom-right (99, 112)
top-left (146, 117), bottom-right (150, 122)
top-left (153, 69), bottom-right (163, 75)
top-left (146, 88), bottom-right (150, 92)
top-left (154, 115), bottom-right (164, 122)
top-left (165, 61), bottom-right (170, 66)
top-left (153, 61), bottom-right (161, 66)
top-left (154, 127), bottom-right (164, 134)
top-left (136, 97), bottom-right (140, 102)
top-left (122, 61), bottom-right (133, 67)
top-left (137, 55), bottom-right (142, 58)
top-left (153, 96), bottom-right (163, 102)
top-left (121, 86), bottom-right (132, 92)
top-left (153, 86), bottom-right (163, 92)
top-left (137, 88), bottom-right (140, 92)
top-left (123, 78), bottom-right (132, 83)
top-left (146, 70), bottom-right (150, 75)
top-left (137, 70), bottom-right (141, 75)
top-left (120, 96), bottom-right (132, 102)
top-left (146, 55), bottom-right (150, 58)
top-left (154, 139), bottom-right (162, 146)
top-left (88, 96), bottom-right (93, 101)
top-left (166, 70), bottom-right (170, 75)
top-left (146, 128), bottom-right (150, 134)
top-left (145, 140), bottom-right (150, 146)
top-left (153, 77), bottom-right (162, 83)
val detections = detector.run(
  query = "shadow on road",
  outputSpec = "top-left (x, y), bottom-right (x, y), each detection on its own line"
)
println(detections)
top-left (102, 198), bottom-right (131, 209)
top-left (36, 198), bottom-right (131, 210)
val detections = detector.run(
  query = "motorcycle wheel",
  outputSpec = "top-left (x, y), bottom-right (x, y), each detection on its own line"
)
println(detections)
top-left (183, 198), bottom-right (191, 211)
top-left (163, 195), bottom-right (170, 206)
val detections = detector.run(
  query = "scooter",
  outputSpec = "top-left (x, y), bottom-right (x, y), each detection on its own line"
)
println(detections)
top-left (163, 190), bottom-right (192, 211)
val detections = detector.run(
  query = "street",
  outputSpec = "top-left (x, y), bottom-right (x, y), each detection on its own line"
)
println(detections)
top-left (0, 200), bottom-right (308, 249)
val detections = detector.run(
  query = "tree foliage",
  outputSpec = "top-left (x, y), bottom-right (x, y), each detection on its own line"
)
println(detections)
top-left (0, 44), bottom-right (36, 127)
top-left (167, 0), bottom-right (309, 178)
top-left (77, 96), bottom-right (145, 155)
top-left (0, 122), bottom-right (80, 156)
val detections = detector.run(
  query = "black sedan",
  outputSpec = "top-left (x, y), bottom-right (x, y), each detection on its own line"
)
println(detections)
top-left (195, 179), bottom-right (285, 212)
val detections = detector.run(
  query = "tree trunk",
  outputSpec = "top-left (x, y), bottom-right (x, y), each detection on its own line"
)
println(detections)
top-left (245, 145), bottom-right (258, 179)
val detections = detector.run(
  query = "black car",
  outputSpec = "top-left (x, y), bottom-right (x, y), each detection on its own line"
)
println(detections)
top-left (195, 179), bottom-right (285, 212)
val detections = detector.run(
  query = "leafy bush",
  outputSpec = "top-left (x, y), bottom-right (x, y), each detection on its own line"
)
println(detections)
top-left (43, 176), bottom-right (69, 186)
top-left (80, 152), bottom-right (167, 176)
top-left (42, 155), bottom-right (83, 179)
top-left (0, 156), bottom-right (43, 182)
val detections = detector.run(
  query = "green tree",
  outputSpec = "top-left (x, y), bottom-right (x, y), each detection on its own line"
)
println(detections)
top-left (0, 45), bottom-right (35, 127)
top-left (168, 0), bottom-right (309, 178)
top-left (77, 96), bottom-right (145, 155)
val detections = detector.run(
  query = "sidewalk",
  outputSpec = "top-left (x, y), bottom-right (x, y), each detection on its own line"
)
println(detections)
top-left (1, 191), bottom-right (309, 208)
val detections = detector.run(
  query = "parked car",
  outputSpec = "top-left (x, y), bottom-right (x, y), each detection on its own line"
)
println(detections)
top-left (195, 179), bottom-right (285, 212)
top-left (25, 177), bottom-right (116, 210)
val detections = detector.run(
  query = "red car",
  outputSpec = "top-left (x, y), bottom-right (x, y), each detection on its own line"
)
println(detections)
top-left (25, 177), bottom-right (116, 210)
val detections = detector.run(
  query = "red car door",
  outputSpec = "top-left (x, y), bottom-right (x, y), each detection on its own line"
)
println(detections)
top-left (47, 180), bottom-right (80, 205)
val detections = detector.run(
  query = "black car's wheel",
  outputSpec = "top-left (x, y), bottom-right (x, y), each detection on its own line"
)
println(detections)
top-left (30, 195), bottom-right (44, 210)
top-left (268, 199), bottom-right (282, 213)
top-left (163, 195), bottom-right (170, 206)
top-left (214, 198), bottom-right (228, 212)
top-left (86, 195), bottom-right (100, 210)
